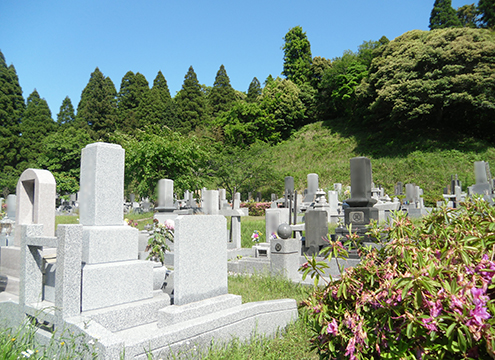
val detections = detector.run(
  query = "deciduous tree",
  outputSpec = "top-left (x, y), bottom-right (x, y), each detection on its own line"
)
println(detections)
top-left (478, 0), bottom-right (495, 29)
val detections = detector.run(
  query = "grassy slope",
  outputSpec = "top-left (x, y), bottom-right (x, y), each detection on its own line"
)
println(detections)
top-left (266, 121), bottom-right (495, 205)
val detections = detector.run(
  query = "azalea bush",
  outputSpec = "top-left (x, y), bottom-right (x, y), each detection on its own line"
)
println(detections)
top-left (146, 218), bottom-right (174, 265)
top-left (301, 197), bottom-right (495, 359)
top-left (241, 201), bottom-right (271, 216)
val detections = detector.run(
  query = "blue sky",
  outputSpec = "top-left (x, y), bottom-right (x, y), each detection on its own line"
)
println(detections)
top-left (0, 0), bottom-right (470, 116)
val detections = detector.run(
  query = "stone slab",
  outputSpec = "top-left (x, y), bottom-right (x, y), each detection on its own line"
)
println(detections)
top-left (81, 260), bottom-right (154, 311)
top-left (82, 293), bottom-right (171, 332)
top-left (174, 215), bottom-right (227, 306)
top-left (157, 294), bottom-right (242, 327)
top-left (82, 226), bottom-right (138, 264)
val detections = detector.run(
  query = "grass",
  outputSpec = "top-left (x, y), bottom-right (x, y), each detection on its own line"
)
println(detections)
top-left (55, 211), bottom-right (154, 231)
top-left (263, 121), bottom-right (495, 206)
top-left (0, 273), bottom-right (319, 359)
top-left (165, 273), bottom-right (318, 360)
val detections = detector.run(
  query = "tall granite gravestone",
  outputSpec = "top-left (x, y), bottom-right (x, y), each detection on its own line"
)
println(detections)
top-left (304, 173), bottom-right (318, 203)
top-left (155, 179), bottom-right (178, 223)
top-left (79, 142), bottom-right (154, 311)
top-left (203, 190), bottom-right (219, 215)
top-left (6, 194), bottom-right (16, 221)
top-left (304, 210), bottom-right (328, 255)
top-left (337, 157), bottom-right (378, 238)
top-left (469, 161), bottom-right (493, 201)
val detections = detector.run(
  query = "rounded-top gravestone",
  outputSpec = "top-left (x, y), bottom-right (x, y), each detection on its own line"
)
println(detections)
top-left (277, 223), bottom-right (292, 239)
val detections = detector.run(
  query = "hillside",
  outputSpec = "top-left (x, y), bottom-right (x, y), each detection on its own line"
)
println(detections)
top-left (265, 121), bottom-right (495, 205)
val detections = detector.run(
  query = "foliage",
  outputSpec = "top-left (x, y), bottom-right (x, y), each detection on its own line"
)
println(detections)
top-left (282, 26), bottom-right (313, 86)
top-left (111, 127), bottom-right (209, 199)
top-left (246, 77), bottom-right (261, 103)
top-left (429, 0), bottom-right (462, 30)
top-left (478, 0), bottom-right (495, 29)
top-left (309, 56), bottom-right (332, 89)
top-left (301, 198), bottom-right (495, 359)
top-left (456, 4), bottom-right (479, 28)
top-left (117, 71), bottom-right (150, 134)
top-left (213, 101), bottom-right (279, 146)
top-left (357, 28), bottom-right (495, 140)
top-left (0, 50), bottom-right (24, 174)
top-left (146, 218), bottom-right (174, 265)
top-left (208, 141), bottom-right (283, 200)
top-left (75, 67), bottom-right (118, 141)
top-left (137, 71), bottom-right (177, 129)
top-left (36, 127), bottom-right (93, 194)
top-left (209, 65), bottom-right (236, 117)
top-left (240, 202), bottom-right (271, 217)
top-left (261, 78), bottom-right (306, 139)
top-left (175, 66), bottom-right (209, 133)
top-left (19, 90), bottom-right (56, 169)
top-left (56, 96), bottom-right (75, 127)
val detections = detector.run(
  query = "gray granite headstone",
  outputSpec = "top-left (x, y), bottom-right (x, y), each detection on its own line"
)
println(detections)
top-left (157, 179), bottom-right (175, 211)
top-left (174, 215), bottom-right (227, 305)
top-left (304, 173), bottom-right (318, 202)
top-left (7, 194), bottom-right (16, 220)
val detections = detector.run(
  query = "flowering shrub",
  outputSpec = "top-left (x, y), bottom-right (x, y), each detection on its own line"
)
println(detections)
top-left (146, 218), bottom-right (174, 265)
top-left (301, 197), bottom-right (495, 359)
top-left (241, 201), bottom-right (271, 216)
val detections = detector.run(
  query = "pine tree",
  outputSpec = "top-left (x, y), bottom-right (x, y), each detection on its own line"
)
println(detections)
top-left (282, 26), bottom-right (313, 85)
top-left (57, 96), bottom-right (75, 127)
top-left (19, 89), bottom-right (56, 167)
top-left (76, 67), bottom-right (118, 141)
top-left (246, 77), bottom-right (262, 103)
top-left (429, 0), bottom-right (462, 30)
top-left (478, 0), bottom-right (495, 29)
top-left (174, 66), bottom-right (208, 133)
top-left (208, 65), bottom-right (236, 117)
top-left (0, 50), bottom-right (25, 179)
top-left (117, 71), bottom-right (149, 133)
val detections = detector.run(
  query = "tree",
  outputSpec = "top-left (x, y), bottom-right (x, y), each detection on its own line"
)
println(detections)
top-left (36, 126), bottom-right (93, 194)
top-left (261, 78), bottom-right (306, 138)
top-left (0, 50), bottom-right (24, 179)
top-left (309, 56), bottom-right (332, 89)
top-left (174, 66), bottom-right (208, 133)
top-left (76, 67), bottom-right (118, 141)
top-left (19, 89), bottom-right (56, 168)
top-left (208, 141), bottom-right (282, 200)
top-left (456, 3), bottom-right (479, 28)
top-left (111, 127), bottom-right (209, 198)
top-left (318, 51), bottom-right (368, 119)
top-left (478, 0), bottom-right (495, 29)
top-left (357, 28), bottom-right (495, 139)
top-left (246, 77), bottom-right (262, 103)
top-left (137, 71), bottom-right (177, 129)
top-left (429, 0), bottom-right (462, 30)
top-left (208, 64), bottom-right (236, 117)
top-left (57, 96), bottom-right (75, 127)
top-left (264, 74), bottom-right (275, 87)
top-left (117, 71), bottom-right (150, 133)
top-left (282, 26), bottom-right (312, 85)
top-left (213, 101), bottom-right (279, 147)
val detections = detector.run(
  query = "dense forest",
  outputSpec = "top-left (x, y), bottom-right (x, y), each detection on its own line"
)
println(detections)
top-left (0, 0), bottom-right (494, 201)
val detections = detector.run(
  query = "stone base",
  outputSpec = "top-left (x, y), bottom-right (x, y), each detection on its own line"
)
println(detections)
top-left (81, 260), bottom-right (154, 311)
top-left (83, 226), bottom-right (139, 264)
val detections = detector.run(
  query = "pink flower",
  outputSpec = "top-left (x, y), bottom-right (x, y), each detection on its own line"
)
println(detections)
top-left (327, 319), bottom-right (338, 336)
top-left (430, 300), bottom-right (443, 318)
top-left (421, 317), bottom-right (438, 333)
top-left (469, 304), bottom-right (491, 326)
top-left (471, 287), bottom-right (489, 307)
top-left (344, 337), bottom-right (356, 360)
top-left (164, 219), bottom-right (175, 231)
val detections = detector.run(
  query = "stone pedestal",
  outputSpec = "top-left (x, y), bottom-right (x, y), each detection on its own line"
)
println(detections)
top-left (270, 238), bottom-right (300, 280)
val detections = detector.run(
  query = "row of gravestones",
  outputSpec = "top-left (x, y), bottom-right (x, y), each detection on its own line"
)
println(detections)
top-left (0, 142), bottom-right (298, 359)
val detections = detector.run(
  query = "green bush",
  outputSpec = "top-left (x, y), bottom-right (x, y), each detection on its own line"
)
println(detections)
top-left (301, 197), bottom-right (495, 359)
